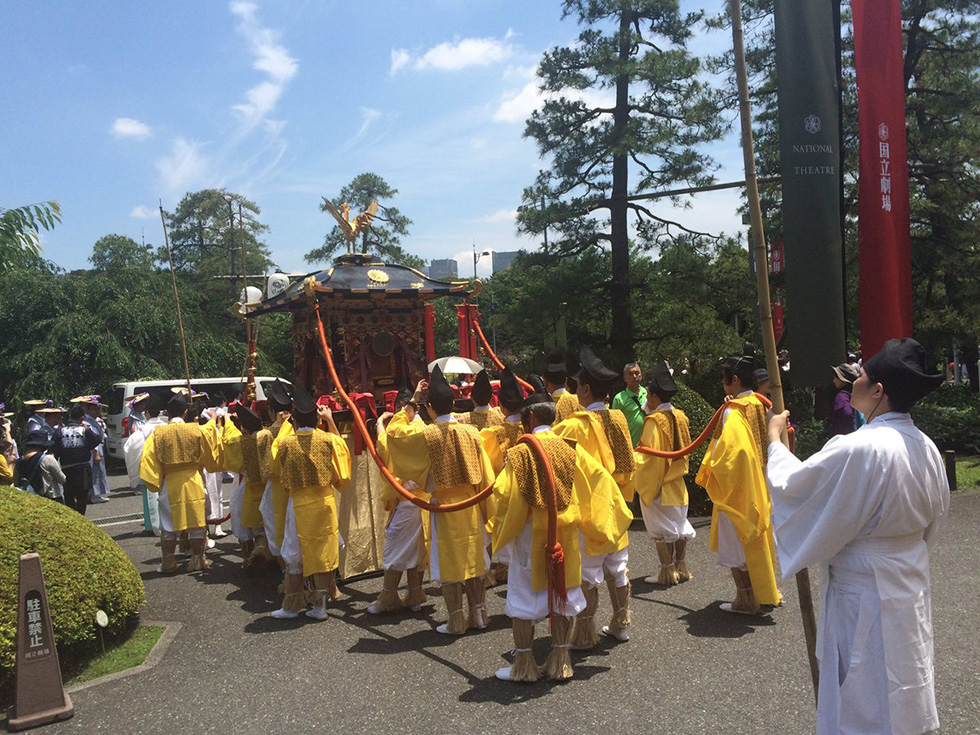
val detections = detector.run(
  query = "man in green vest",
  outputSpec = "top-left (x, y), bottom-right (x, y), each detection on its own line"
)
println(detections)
top-left (611, 362), bottom-right (647, 448)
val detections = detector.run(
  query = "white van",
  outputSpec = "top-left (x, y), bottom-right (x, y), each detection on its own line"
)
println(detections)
top-left (105, 376), bottom-right (291, 460)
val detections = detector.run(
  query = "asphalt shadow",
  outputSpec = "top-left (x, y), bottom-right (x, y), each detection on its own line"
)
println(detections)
top-left (680, 600), bottom-right (775, 638)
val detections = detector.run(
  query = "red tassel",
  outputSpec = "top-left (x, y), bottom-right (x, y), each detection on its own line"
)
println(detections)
top-left (547, 541), bottom-right (567, 625)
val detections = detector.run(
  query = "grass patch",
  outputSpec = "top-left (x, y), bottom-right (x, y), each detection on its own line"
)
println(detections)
top-left (65, 624), bottom-right (165, 686)
top-left (955, 455), bottom-right (980, 492)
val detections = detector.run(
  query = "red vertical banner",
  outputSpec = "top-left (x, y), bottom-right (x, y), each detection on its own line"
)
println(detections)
top-left (853, 0), bottom-right (913, 357)
top-left (455, 304), bottom-right (470, 360)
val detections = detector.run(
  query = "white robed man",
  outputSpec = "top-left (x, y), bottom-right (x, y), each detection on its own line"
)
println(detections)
top-left (695, 348), bottom-right (782, 614)
top-left (767, 338), bottom-right (949, 735)
top-left (272, 383), bottom-right (351, 620)
top-left (553, 346), bottom-right (635, 646)
top-left (123, 393), bottom-right (165, 535)
top-left (140, 392), bottom-right (222, 573)
top-left (492, 389), bottom-right (628, 683)
top-left (543, 348), bottom-right (579, 424)
top-left (634, 360), bottom-right (696, 586)
top-left (368, 382), bottom-right (430, 614)
top-left (384, 366), bottom-right (496, 634)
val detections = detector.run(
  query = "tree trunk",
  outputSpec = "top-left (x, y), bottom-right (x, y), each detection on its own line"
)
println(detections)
top-left (609, 10), bottom-right (633, 366)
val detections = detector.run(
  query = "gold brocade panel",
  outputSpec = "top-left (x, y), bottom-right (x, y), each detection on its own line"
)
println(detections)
top-left (337, 448), bottom-right (386, 579)
top-left (279, 433), bottom-right (335, 493)
top-left (506, 437), bottom-right (575, 511)
top-left (597, 409), bottom-right (636, 475)
top-left (153, 423), bottom-right (204, 465)
top-left (422, 423), bottom-right (485, 489)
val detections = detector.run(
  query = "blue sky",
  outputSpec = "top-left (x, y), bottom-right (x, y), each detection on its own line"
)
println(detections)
top-left (1, 1), bottom-right (745, 278)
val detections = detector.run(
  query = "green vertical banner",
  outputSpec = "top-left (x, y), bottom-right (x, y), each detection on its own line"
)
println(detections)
top-left (774, 0), bottom-right (846, 386)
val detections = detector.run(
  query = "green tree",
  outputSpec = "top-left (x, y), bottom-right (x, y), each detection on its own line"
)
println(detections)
top-left (162, 189), bottom-right (270, 278)
top-left (89, 234), bottom-right (156, 272)
top-left (0, 201), bottom-right (61, 269)
top-left (518, 0), bottom-right (723, 366)
top-left (305, 172), bottom-right (422, 269)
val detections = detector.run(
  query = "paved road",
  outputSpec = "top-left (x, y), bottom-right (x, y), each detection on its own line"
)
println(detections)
top-left (36, 470), bottom-right (980, 734)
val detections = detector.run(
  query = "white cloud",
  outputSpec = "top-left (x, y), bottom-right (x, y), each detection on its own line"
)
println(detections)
top-left (229, 1), bottom-right (298, 134)
top-left (494, 76), bottom-right (615, 124)
top-left (481, 208), bottom-right (517, 224)
top-left (111, 117), bottom-right (152, 139)
top-left (156, 138), bottom-right (209, 195)
top-left (391, 33), bottom-right (515, 75)
top-left (390, 48), bottom-right (411, 76)
top-left (130, 205), bottom-right (157, 219)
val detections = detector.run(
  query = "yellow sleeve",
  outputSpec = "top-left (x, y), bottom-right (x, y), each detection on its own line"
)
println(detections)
top-left (199, 420), bottom-right (222, 473)
top-left (553, 414), bottom-right (616, 475)
top-left (384, 410), bottom-right (431, 487)
top-left (574, 445), bottom-right (633, 555)
top-left (634, 417), bottom-right (668, 506)
top-left (490, 461), bottom-right (530, 556)
top-left (0, 454), bottom-right (13, 483)
top-left (695, 409), bottom-right (770, 543)
top-left (480, 427), bottom-right (505, 476)
top-left (220, 420), bottom-right (244, 473)
top-left (139, 431), bottom-right (162, 492)
top-left (328, 432), bottom-right (352, 490)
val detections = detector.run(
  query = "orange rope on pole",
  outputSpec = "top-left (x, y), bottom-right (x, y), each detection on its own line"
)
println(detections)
top-left (472, 319), bottom-right (535, 392)
top-left (310, 291), bottom-right (493, 513)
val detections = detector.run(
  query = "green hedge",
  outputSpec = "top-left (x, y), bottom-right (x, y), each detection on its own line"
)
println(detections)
top-left (911, 383), bottom-right (980, 454)
top-left (0, 487), bottom-right (145, 689)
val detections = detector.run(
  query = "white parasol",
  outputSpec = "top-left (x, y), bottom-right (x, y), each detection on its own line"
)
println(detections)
top-left (428, 356), bottom-right (483, 375)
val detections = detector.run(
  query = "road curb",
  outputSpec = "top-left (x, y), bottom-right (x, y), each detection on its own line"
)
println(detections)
top-left (66, 620), bottom-right (182, 694)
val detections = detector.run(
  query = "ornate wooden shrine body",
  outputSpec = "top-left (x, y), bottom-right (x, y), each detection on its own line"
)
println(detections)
top-left (246, 252), bottom-right (468, 579)
top-left (250, 253), bottom-right (468, 397)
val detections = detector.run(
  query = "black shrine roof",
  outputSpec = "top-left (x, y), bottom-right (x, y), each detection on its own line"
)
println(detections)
top-left (247, 253), bottom-right (468, 316)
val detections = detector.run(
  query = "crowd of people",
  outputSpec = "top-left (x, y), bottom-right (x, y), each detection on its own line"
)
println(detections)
top-left (1, 337), bottom-right (951, 734)
top-left (0, 395), bottom-right (111, 513)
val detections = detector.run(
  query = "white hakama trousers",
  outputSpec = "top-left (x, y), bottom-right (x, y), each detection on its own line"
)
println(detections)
top-left (818, 563), bottom-right (892, 735)
top-left (157, 479), bottom-right (174, 535)
top-left (383, 502), bottom-right (424, 572)
top-left (258, 481), bottom-right (280, 557)
top-left (203, 471), bottom-right (223, 526)
top-left (640, 495), bottom-right (696, 543)
top-left (715, 511), bottom-right (747, 570)
top-left (580, 542), bottom-right (629, 589)
top-left (429, 512), bottom-right (490, 584)
top-left (505, 524), bottom-right (585, 621)
top-left (228, 474), bottom-right (251, 540)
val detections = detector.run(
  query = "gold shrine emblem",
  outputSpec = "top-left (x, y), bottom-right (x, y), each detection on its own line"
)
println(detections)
top-left (366, 269), bottom-right (390, 285)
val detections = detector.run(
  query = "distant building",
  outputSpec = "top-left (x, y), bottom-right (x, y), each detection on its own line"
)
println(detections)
top-left (492, 250), bottom-right (521, 274)
top-left (429, 258), bottom-right (458, 280)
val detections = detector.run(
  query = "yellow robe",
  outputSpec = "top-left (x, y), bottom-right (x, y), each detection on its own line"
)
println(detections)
top-left (0, 454), bottom-right (12, 484)
top-left (456, 406), bottom-right (505, 430)
top-left (480, 419), bottom-right (525, 476)
top-left (492, 431), bottom-right (629, 591)
top-left (376, 413), bottom-right (431, 554)
top-left (695, 395), bottom-right (781, 606)
top-left (552, 390), bottom-right (580, 424)
top-left (634, 408), bottom-right (691, 507)
top-left (140, 419), bottom-right (221, 532)
top-left (553, 409), bottom-right (636, 500)
top-left (218, 419), bottom-right (244, 474)
top-left (276, 428), bottom-right (351, 576)
top-left (552, 412), bottom-right (633, 554)
top-left (385, 412), bottom-right (495, 583)
top-left (265, 420), bottom-right (294, 547)
top-left (241, 429), bottom-right (272, 529)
